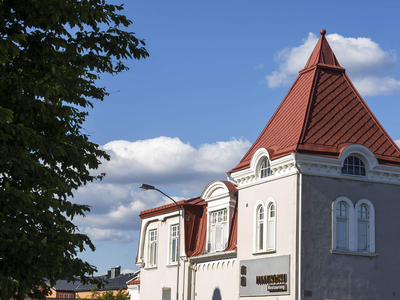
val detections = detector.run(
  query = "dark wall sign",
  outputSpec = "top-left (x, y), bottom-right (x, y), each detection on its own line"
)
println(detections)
top-left (239, 255), bottom-right (290, 297)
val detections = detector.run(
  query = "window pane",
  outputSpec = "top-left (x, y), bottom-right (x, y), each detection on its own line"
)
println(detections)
top-left (341, 156), bottom-right (366, 176)
top-left (268, 219), bottom-right (275, 250)
top-left (259, 223), bottom-right (263, 251)
top-left (336, 220), bottom-right (348, 250)
top-left (358, 221), bottom-right (368, 251)
top-left (258, 206), bottom-right (264, 220)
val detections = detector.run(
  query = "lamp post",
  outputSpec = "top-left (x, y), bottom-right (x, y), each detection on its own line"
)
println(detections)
top-left (140, 184), bottom-right (181, 300)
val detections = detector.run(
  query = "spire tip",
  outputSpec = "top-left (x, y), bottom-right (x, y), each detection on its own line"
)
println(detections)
top-left (320, 29), bottom-right (326, 36)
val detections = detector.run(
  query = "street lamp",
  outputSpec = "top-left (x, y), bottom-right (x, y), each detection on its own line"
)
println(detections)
top-left (140, 184), bottom-right (181, 300)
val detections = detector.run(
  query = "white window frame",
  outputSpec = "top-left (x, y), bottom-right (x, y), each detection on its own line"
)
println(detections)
top-left (266, 199), bottom-right (276, 251)
top-left (147, 226), bottom-right (158, 268)
top-left (332, 197), bottom-right (375, 254)
top-left (169, 223), bottom-right (179, 265)
top-left (253, 198), bottom-right (276, 254)
top-left (260, 157), bottom-right (271, 178)
top-left (209, 208), bottom-right (228, 252)
top-left (341, 155), bottom-right (366, 176)
top-left (255, 203), bottom-right (265, 251)
top-left (355, 199), bottom-right (375, 253)
top-left (332, 197), bottom-right (355, 252)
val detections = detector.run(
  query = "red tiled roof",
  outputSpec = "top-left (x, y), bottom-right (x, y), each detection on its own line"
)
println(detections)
top-left (139, 196), bottom-right (206, 219)
top-left (186, 205), bottom-right (208, 257)
top-left (224, 200), bottom-right (238, 252)
top-left (231, 30), bottom-right (400, 172)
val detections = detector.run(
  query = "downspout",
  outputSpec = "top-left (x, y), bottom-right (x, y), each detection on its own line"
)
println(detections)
top-left (295, 154), bottom-right (303, 300)
top-left (187, 259), bottom-right (196, 300)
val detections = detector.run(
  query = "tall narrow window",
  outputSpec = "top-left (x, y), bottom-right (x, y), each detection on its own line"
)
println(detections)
top-left (341, 155), bottom-right (366, 176)
top-left (170, 225), bottom-right (179, 263)
top-left (260, 158), bottom-right (271, 178)
top-left (358, 204), bottom-right (369, 252)
top-left (267, 203), bottom-right (276, 250)
top-left (336, 202), bottom-right (348, 250)
top-left (148, 229), bottom-right (157, 267)
top-left (210, 209), bottom-right (228, 251)
top-left (256, 206), bottom-right (264, 251)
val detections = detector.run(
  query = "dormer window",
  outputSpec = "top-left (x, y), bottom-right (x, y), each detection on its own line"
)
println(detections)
top-left (260, 158), bottom-right (271, 178)
top-left (341, 155), bottom-right (366, 176)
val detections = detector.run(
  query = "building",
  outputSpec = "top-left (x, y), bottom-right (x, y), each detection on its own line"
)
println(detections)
top-left (136, 30), bottom-right (400, 300)
top-left (47, 278), bottom-right (80, 299)
top-left (47, 266), bottom-right (138, 299)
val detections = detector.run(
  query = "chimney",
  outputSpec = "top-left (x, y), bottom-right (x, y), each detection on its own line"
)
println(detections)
top-left (111, 266), bottom-right (121, 278)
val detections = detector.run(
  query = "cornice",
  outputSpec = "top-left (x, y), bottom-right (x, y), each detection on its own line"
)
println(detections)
top-left (231, 152), bottom-right (400, 188)
top-left (231, 153), bottom-right (298, 188)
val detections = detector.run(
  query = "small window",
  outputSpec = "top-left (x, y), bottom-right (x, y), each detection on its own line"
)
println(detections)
top-left (260, 158), bottom-right (271, 178)
top-left (336, 202), bottom-right (348, 250)
top-left (341, 155), bottom-right (366, 176)
top-left (148, 229), bottom-right (157, 267)
top-left (170, 225), bottom-right (179, 263)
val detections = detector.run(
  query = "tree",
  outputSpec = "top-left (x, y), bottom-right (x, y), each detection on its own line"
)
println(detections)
top-left (0, 1), bottom-right (148, 299)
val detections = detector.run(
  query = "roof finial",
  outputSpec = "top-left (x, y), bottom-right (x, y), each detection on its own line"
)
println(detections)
top-left (320, 29), bottom-right (326, 36)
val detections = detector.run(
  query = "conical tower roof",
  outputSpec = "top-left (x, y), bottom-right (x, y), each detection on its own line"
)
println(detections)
top-left (231, 29), bottom-right (400, 173)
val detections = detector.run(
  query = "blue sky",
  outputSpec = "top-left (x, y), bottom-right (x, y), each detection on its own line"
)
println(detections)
top-left (73, 0), bottom-right (400, 275)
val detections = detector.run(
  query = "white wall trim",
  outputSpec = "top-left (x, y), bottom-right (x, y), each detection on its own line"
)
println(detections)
top-left (355, 198), bottom-right (376, 253)
top-left (332, 196), bottom-right (355, 252)
top-left (231, 145), bottom-right (400, 188)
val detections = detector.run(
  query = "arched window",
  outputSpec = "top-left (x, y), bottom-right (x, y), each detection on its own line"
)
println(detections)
top-left (260, 158), bottom-right (271, 178)
top-left (256, 205), bottom-right (264, 251)
top-left (267, 203), bottom-right (276, 250)
top-left (357, 204), bottom-right (369, 251)
top-left (341, 155), bottom-right (366, 176)
top-left (336, 202), bottom-right (348, 250)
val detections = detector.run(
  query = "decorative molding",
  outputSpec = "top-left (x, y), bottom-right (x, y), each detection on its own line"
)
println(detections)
top-left (189, 250), bottom-right (237, 264)
top-left (231, 149), bottom-right (400, 188)
top-left (232, 153), bottom-right (298, 188)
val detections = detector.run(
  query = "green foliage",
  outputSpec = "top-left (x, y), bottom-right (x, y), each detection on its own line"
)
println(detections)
top-left (81, 287), bottom-right (129, 300)
top-left (0, 0), bottom-right (148, 299)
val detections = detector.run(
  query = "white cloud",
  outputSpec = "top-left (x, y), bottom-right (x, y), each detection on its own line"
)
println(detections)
top-left (396, 140), bottom-right (400, 147)
top-left (265, 32), bottom-right (400, 96)
top-left (97, 136), bottom-right (250, 188)
top-left (254, 63), bottom-right (264, 69)
top-left (73, 136), bottom-right (251, 232)
top-left (352, 76), bottom-right (400, 96)
top-left (83, 227), bottom-right (134, 245)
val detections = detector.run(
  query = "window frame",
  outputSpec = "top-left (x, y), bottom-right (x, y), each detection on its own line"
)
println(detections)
top-left (332, 197), bottom-right (375, 254)
top-left (260, 157), bottom-right (272, 178)
top-left (253, 198), bottom-right (276, 254)
top-left (256, 204), bottom-right (265, 251)
top-left (341, 155), bottom-right (366, 177)
top-left (169, 223), bottom-right (179, 264)
top-left (209, 208), bottom-right (228, 252)
top-left (355, 199), bottom-right (375, 253)
top-left (147, 228), bottom-right (158, 268)
top-left (267, 201), bottom-right (276, 251)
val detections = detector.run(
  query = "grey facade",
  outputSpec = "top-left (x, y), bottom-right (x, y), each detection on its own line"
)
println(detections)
top-left (301, 175), bottom-right (399, 299)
